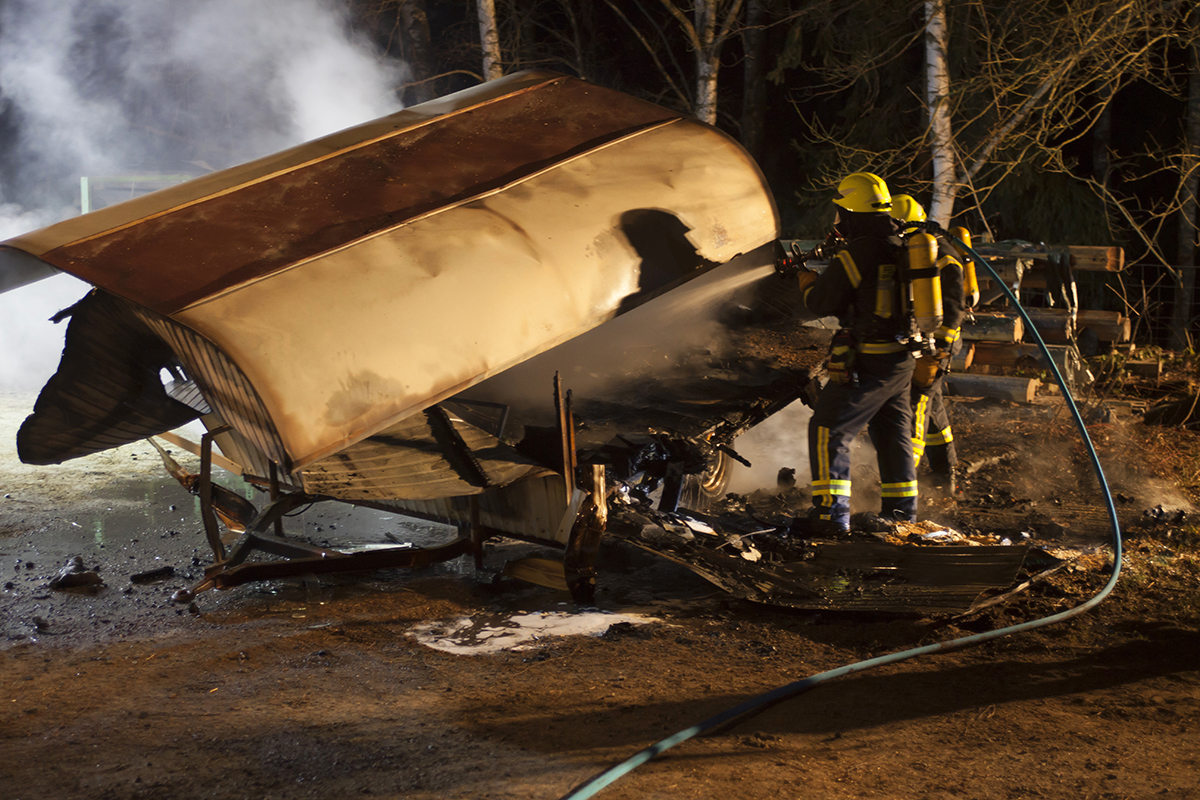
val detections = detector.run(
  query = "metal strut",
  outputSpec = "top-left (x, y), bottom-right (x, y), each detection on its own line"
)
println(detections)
top-left (198, 425), bottom-right (231, 561)
top-left (177, 489), bottom-right (475, 601)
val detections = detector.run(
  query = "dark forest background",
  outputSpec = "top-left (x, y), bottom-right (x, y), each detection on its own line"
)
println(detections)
top-left (353, 0), bottom-right (1200, 344)
top-left (1, 0), bottom-right (1197, 344)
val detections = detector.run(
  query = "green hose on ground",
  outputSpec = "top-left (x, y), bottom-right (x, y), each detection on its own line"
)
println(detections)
top-left (558, 224), bottom-right (1123, 800)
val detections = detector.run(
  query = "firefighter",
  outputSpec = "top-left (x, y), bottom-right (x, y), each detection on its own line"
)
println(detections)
top-left (890, 194), bottom-right (966, 495)
top-left (790, 172), bottom-right (918, 534)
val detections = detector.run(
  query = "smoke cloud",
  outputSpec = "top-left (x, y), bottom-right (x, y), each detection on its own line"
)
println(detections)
top-left (0, 0), bottom-right (406, 392)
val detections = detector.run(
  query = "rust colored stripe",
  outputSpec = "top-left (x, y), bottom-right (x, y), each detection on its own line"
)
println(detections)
top-left (45, 79), bottom-right (681, 316)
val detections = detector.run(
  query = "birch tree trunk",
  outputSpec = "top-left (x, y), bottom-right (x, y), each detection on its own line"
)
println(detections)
top-left (1172, 13), bottom-right (1200, 349)
top-left (477, 0), bottom-right (503, 81)
top-left (649, 0), bottom-right (743, 123)
top-left (693, 0), bottom-right (720, 125)
top-left (925, 0), bottom-right (955, 226)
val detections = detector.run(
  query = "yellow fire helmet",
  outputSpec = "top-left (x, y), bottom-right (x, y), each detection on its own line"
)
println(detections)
top-left (890, 194), bottom-right (927, 226)
top-left (832, 172), bottom-right (892, 214)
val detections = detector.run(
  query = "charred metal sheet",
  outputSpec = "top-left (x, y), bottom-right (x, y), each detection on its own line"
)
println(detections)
top-left (624, 535), bottom-right (1028, 614)
top-left (5, 71), bottom-right (779, 478)
top-left (957, 500), bottom-right (1118, 543)
top-left (163, 378), bottom-right (211, 415)
top-left (131, 305), bottom-right (292, 471)
top-left (789, 542), bottom-right (1032, 613)
top-left (369, 474), bottom-right (583, 547)
top-left (300, 406), bottom-right (553, 501)
top-left (608, 509), bottom-right (1029, 614)
top-left (148, 438), bottom-right (257, 533)
top-left (17, 290), bottom-right (199, 464)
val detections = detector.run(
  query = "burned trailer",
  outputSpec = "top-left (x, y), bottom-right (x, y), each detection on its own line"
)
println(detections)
top-left (1, 71), bottom-right (829, 603)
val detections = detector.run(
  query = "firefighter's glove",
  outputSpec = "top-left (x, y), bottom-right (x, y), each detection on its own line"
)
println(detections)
top-left (795, 268), bottom-right (818, 293)
top-left (933, 332), bottom-right (960, 358)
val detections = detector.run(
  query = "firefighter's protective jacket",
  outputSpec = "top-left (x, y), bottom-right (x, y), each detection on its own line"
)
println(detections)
top-left (801, 213), bottom-right (908, 353)
top-left (798, 211), bottom-right (919, 527)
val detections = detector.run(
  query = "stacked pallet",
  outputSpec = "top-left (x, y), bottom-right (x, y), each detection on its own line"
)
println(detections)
top-left (959, 308), bottom-right (1130, 348)
top-left (945, 242), bottom-right (1126, 401)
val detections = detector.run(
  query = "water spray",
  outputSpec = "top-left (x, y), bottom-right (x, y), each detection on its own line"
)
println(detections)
top-left (557, 224), bottom-right (1123, 799)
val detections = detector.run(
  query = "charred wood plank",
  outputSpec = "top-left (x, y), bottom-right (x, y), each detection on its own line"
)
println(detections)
top-left (949, 342), bottom-right (975, 371)
top-left (1020, 307), bottom-right (1074, 344)
top-left (962, 313), bottom-right (1023, 343)
top-left (1078, 310), bottom-right (1131, 343)
top-left (969, 342), bottom-right (1078, 374)
top-left (946, 374), bottom-right (1040, 403)
top-left (972, 244), bottom-right (1124, 272)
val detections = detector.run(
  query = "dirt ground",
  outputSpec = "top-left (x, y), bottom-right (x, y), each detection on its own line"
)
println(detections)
top-left (3, 388), bottom-right (1200, 800)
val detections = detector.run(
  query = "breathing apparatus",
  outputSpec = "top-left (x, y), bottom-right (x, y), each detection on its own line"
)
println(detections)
top-left (773, 183), bottom-right (952, 364)
top-left (950, 226), bottom-right (981, 307)
top-left (888, 195), bottom-right (944, 356)
top-left (905, 231), bottom-right (944, 338)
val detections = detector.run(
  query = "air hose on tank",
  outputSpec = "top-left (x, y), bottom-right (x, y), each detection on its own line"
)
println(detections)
top-left (557, 224), bottom-right (1124, 800)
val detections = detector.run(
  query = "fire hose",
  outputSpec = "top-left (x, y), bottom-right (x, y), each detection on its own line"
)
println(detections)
top-left (557, 224), bottom-right (1123, 800)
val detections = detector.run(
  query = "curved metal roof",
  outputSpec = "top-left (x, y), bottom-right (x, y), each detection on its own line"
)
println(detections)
top-left (4, 71), bottom-right (779, 473)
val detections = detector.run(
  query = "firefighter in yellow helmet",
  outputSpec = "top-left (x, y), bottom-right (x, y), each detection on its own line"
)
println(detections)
top-left (891, 194), bottom-right (965, 495)
top-left (790, 172), bottom-right (918, 534)
top-left (890, 194), bottom-right (927, 231)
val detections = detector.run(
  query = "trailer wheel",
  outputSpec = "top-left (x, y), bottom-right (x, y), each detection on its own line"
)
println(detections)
top-left (680, 449), bottom-right (733, 510)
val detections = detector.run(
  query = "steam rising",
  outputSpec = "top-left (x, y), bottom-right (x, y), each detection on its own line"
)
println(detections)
top-left (0, 0), bottom-right (405, 391)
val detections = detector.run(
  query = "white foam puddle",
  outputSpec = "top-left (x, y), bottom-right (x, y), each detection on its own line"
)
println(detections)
top-left (411, 610), bottom-right (657, 655)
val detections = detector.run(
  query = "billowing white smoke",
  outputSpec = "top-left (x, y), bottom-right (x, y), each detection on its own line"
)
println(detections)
top-left (0, 0), bottom-right (406, 391)
top-left (727, 399), bottom-right (880, 509)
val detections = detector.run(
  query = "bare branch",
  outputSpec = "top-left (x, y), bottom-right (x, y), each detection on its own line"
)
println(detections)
top-left (603, 0), bottom-right (690, 109)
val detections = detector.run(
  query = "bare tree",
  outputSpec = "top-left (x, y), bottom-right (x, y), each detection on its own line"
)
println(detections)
top-left (478, 0), bottom-right (504, 80)
top-left (925, 0), bottom-right (954, 225)
top-left (740, 0), bottom-right (768, 159)
top-left (607, 0), bottom-right (745, 123)
top-left (496, 0), bottom-right (609, 80)
top-left (787, 0), bottom-right (1190, 236)
top-left (1172, 8), bottom-right (1200, 348)
top-left (354, 0), bottom-right (482, 102)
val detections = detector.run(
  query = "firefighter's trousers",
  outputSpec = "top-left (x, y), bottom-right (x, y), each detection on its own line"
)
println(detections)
top-left (809, 349), bottom-right (918, 529)
top-left (912, 372), bottom-right (957, 475)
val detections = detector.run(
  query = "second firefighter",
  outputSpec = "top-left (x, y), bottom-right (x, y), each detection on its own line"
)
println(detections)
top-left (890, 194), bottom-right (968, 495)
